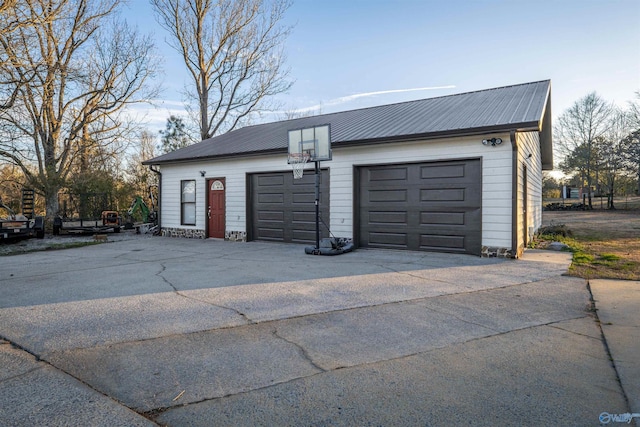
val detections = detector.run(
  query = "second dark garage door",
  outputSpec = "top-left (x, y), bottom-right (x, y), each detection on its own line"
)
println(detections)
top-left (248, 170), bottom-right (330, 244)
top-left (357, 159), bottom-right (482, 255)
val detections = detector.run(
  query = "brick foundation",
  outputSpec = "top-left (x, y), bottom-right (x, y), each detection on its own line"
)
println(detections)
top-left (225, 230), bottom-right (247, 242)
top-left (481, 246), bottom-right (515, 258)
top-left (159, 228), bottom-right (248, 241)
top-left (161, 227), bottom-right (206, 239)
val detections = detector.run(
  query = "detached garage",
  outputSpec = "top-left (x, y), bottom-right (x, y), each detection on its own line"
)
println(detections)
top-left (144, 80), bottom-right (553, 258)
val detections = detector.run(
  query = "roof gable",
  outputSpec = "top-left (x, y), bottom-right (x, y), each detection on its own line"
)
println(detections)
top-left (145, 80), bottom-right (551, 165)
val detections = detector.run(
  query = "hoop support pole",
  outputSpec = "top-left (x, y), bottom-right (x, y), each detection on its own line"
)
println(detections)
top-left (315, 160), bottom-right (320, 251)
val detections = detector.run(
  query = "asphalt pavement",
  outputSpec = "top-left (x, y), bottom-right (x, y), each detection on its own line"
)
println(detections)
top-left (0, 235), bottom-right (637, 426)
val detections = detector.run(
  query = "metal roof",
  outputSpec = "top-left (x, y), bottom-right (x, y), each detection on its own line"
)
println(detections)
top-left (145, 80), bottom-right (551, 165)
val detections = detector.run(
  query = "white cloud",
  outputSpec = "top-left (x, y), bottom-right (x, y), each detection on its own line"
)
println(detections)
top-left (125, 100), bottom-right (189, 131)
top-left (282, 85), bottom-right (456, 115)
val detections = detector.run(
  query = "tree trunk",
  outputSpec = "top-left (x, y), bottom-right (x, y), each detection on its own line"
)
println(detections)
top-left (45, 189), bottom-right (60, 223)
top-left (608, 180), bottom-right (615, 210)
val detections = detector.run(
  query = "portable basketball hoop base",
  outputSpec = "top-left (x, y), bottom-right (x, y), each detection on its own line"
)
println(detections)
top-left (305, 237), bottom-right (355, 255)
top-left (288, 124), bottom-right (351, 255)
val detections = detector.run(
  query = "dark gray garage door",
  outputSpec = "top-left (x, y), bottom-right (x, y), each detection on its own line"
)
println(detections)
top-left (249, 170), bottom-right (329, 244)
top-left (357, 159), bottom-right (481, 255)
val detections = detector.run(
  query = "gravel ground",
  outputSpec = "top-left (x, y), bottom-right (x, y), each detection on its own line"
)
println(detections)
top-left (0, 230), bottom-right (149, 256)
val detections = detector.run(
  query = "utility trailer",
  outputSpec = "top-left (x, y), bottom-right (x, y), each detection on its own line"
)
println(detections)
top-left (0, 193), bottom-right (45, 241)
top-left (53, 192), bottom-right (122, 235)
top-left (53, 211), bottom-right (121, 235)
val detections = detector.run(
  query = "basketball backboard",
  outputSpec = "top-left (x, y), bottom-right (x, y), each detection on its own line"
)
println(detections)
top-left (288, 124), bottom-right (331, 163)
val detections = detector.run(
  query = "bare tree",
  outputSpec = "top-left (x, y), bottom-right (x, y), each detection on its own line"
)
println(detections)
top-left (126, 129), bottom-right (158, 198)
top-left (626, 129), bottom-right (640, 196)
top-left (0, 0), bottom-right (15, 12)
top-left (627, 92), bottom-right (640, 194)
top-left (598, 110), bottom-right (633, 209)
top-left (0, 0), bottom-right (159, 220)
top-left (151, 0), bottom-right (293, 141)
top-left (0, 162), bottom-right (27, 212)
top-left (278, 102), bottom-right (323, 121)
top-left (0, 0), bottom-right (38, 110)
top-left (555, 92), bottom-right (613, 208)
top-left (0, 0), bottom-right (17, 108)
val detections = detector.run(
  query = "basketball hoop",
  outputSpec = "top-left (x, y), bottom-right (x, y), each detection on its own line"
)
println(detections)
top-left (289, 153), bottom-right (310, 179)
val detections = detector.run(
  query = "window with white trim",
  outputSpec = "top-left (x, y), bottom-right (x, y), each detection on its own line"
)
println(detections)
top-left (181, 180), bottom-right (196, 225)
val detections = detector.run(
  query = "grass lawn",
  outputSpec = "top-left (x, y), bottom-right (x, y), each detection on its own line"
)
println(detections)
top-left (539, 207), bottom-right (640, 280)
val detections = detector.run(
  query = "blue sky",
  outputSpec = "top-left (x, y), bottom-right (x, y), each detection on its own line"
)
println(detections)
top-left (126, 0), bottom-right (640, 133)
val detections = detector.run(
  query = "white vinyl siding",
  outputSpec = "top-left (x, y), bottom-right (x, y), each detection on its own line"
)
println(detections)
top-left (516, 131), bottom-right (543, 250)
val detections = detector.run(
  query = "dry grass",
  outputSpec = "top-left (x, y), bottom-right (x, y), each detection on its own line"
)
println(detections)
top-left (544, 195), bottom-right (640, 210)
top-left (540, 210), bottom-right (640, 280)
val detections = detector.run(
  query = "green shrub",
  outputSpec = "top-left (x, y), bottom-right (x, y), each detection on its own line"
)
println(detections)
top-left (538, 224), bottom-right (573, 237)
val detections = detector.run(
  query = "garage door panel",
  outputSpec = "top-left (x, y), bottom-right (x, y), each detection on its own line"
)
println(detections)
top-left (257, 175), bottom-right (284, 186)
top-left (291, 211), bottom-right (316, 223)
top-left (257, 227), bottom-right (284, 241)
top-left (291, 174), bottom-right (317, 185)
top-left (257, 211), bottom-right (284, 221)
top-left (368, 232), bottom-right (407, 247)
top-left (420, 211), bottom-right (465, 226)
top-left (258, 193), bottom-right (284, 204)
top-left (420, 188), bottom-right (466, 202)
top-left (420, 164), bottom-right (465, 179)
top-left (359, 159), bottom-right (481, 255)
top-left (292, 229), bottom-right (317, 243)
top-left (368, 167), bottom-right (408, 181)
top-left (292, 192), bottom-right (315, 204)
top-left (250, 170), bottom-right (329, 244)
top-left (369, 211), bottom-right (408, 225)
top-left (367, 189), bottom-right (408, 203)
top-left (420, 234), bottom-right (466, 251)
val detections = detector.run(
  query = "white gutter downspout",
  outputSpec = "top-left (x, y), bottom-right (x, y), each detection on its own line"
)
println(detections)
top-left (150, 165), bottom-right (162, 231)
top-left (510, 130), bottom-right (520, 258)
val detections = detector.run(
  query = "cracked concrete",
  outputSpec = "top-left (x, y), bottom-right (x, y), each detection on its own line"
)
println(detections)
top-left (156, 262), bottom-right (179, 292)
top-left (271, 328), bottom-right (326, 373)
top-left (0, 238), bottom-right (632, 426)
top-left (0, 339), bottom-right (154, 426)
top-left (156, 261), bottom-right (258, 324)
top-left (46, 322), bottom-right (324, 413)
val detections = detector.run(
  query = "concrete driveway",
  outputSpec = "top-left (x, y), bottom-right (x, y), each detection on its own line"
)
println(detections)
top-left (0, 235), bottom-right (631, 426)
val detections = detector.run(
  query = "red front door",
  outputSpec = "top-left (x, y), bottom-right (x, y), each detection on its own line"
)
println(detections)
top-left (207, 178), bottom-right (225, 238)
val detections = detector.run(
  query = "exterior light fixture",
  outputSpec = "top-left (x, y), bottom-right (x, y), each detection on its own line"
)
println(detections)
top-left (482, 137), bottom-right (502, 146)
top-left (199, 171), bottom-right (206, 177)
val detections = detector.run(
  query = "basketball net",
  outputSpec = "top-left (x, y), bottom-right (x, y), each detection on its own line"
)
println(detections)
top-left (289, 153), bottom-right (310, 179)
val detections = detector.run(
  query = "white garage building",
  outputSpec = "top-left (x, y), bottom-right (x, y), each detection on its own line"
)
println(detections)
top-left (144, 80), bottom-right (553, 258)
